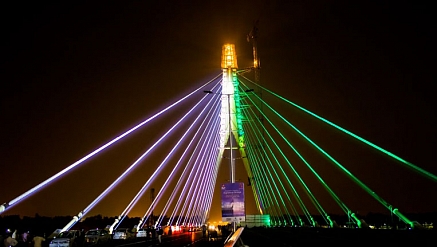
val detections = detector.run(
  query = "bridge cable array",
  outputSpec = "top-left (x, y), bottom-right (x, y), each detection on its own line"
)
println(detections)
top-left (2, 70), bottom-right (436, 231)
top-left (238, 73), bottom-right (437, 228)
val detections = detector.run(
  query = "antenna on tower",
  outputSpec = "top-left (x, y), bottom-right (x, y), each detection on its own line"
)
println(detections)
top-left (247, 18), bottom-right (265, 172)
top-left (247, 19), bottom-right (263, 122)
top-left (247, 19), bottom-right (260, 82)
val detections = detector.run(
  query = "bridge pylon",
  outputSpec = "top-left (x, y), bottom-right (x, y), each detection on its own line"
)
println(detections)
top-left (219, 44), bottom-right (262, 216)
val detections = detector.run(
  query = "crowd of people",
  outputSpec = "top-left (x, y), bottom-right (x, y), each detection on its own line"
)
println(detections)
top-left (1, 229), bottom-right (45, 247)
top-left (1, 223), bottom-right (234, 247)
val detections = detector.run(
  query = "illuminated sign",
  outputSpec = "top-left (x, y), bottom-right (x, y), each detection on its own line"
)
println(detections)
top-left (221, 182), bottom-right (245, 222)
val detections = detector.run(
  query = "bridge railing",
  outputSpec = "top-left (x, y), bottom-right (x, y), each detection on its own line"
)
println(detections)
top-left (224, 227), bottom-right (248, 247)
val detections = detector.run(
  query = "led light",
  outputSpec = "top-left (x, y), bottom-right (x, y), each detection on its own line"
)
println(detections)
top-left (3, 73), bottom-right (222, 214)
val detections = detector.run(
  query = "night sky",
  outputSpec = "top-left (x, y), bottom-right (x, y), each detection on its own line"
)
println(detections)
top-left (1, 1), bottom-right (435, 223)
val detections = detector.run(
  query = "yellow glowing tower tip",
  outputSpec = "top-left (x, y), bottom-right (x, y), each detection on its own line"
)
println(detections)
top-left (221, 44), bottom-right (238, 69)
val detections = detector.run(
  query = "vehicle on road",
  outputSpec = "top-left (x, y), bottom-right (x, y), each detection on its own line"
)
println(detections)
top-left (49, 230), bottom-right (80, 247)
top-left (112, 228), bottom-right (135, 240)
top-left (188, 227), bottom-right (199, 232)
top-left (84, 229), bottom-right (111, 246)
top-left (135, 229), bottom-right (149, 238)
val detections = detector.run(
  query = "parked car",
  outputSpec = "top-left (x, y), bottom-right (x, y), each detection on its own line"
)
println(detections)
top-left (112, 228), bottom-right (135, 240)
top-left (49, 230), bottom-right (80, 247)
top-left (188, 227), bottom-right (199, 232)
top-left (136, 229), bottom-right (149, 238)
top-left (84, 229), bottom-right (111, 246)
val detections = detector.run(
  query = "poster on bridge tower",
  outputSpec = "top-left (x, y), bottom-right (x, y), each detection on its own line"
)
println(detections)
top-left (221, 182), bottom-right (245, 222)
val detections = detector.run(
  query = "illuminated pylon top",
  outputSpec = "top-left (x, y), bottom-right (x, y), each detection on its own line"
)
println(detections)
top-left (221, 44), bottom-right (238, 69)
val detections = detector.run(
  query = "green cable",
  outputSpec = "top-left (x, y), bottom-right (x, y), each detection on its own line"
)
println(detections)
top-left (239, 78), bottom-right (412, 227)
top-left (243, 107), bottom-right (298, 226)
top-left (247, 142), bottom-right (282, 224)
top-left (240, 86), bottom-right (356, 228)
top-left (241, 75), bottom-right (436, 183)
top-left (243, 100), bottom-right (313, 226)
top-left (246, 135), bottom-right (287, 226)
top-left (246, 144), bottom-right (278, 224)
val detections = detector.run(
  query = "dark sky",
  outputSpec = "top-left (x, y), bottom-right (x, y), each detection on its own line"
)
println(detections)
top-left (1, 1), bottom-right (435, 223)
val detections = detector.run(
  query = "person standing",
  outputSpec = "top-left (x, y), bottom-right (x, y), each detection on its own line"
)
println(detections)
top-left (151, 226), bottom-right (156, 239)
top-left (146, 226), bottom-right (151, 239)
top-left (156, 227), bottom-right (163, 244)
top-left (4, 235), bottom-right (18, 247)
top-left (202, 225), bottom-right (206, 238)
top-left (21, 232), bottom-right (28, 245)
top-left (31, 235), bottom-right (45, 247)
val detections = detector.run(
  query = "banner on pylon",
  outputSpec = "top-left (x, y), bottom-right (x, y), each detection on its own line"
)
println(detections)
top-left (221, 182), bottom-right (245, 222)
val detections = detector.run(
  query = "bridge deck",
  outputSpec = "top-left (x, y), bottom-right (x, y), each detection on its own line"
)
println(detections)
top-left (240, 227), bottom-right (436, 246)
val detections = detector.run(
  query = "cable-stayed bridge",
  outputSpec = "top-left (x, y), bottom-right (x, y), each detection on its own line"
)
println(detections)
top-left (1, 44), bottom-right (436, 240)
